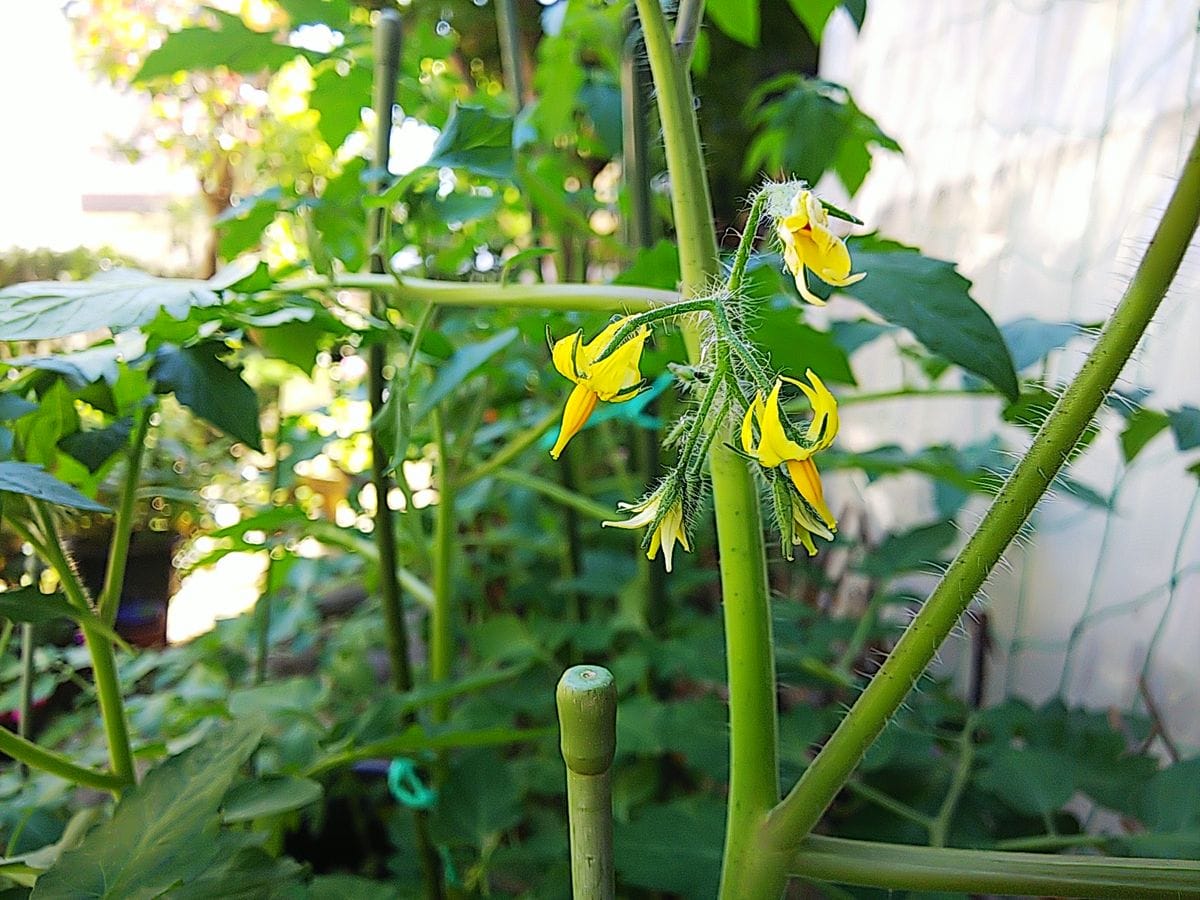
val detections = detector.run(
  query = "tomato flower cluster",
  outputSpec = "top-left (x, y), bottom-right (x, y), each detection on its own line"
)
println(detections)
top-left (546, 184), bottom-right (864, 571)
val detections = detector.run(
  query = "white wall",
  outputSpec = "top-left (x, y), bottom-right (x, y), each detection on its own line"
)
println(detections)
top-left (822, 0), bottom-right (1200, 748)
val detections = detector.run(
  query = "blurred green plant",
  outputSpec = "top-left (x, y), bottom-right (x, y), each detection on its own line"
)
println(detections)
top-left (0, 1), bottom-right (1197, 898)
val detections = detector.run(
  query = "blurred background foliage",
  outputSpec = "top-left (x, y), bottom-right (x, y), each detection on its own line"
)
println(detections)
top-left (1, 0), bottom-right (1197, 897)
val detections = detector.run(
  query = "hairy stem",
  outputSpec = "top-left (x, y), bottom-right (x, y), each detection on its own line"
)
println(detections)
top-left (98, 403), bottom-right (153, 626)
top-left (30, 502), bottom-right (135, 790)
top-left (791, 835), bottom-right (1200, 897)
top-left (369, 14), bottom-right (442, 897)
top-left (273, 274), bottom-right (675, 314)
top-left (767, 127), bottom-right (1200, 861)
top-left (430, 407), bottom-right (455, 722)
top-left (0, 726), bottom-right (130, 792)
top-left (633, 3), bottom-right (782, 897)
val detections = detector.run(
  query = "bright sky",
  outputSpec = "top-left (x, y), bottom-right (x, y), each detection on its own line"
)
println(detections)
top-left (0, 4), bottom-right (195, 252)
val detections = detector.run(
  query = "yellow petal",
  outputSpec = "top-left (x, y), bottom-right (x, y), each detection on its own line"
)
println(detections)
top-left (794, 266), bottom-right (827, 306)
top-left (786, 458), bottom-right (836, 530)
top-left (550, 383), bottom-right (598, 459)
top-left (551, 331), bottom-right (583, 383)
top-left (783, 369), bottom-right (839, 449)
top-left (580, 318), bottom-right (628, 367)
top-left (602, 495), bottom-right (659, 530)
top-left (646, 525), bottom-right (663, 566)
top-left (755, 381), bottom-right (808, 467)
top-left (740, 394), bottom-right (761, 455)
top-left (588, 326), bottom-right (648, 400)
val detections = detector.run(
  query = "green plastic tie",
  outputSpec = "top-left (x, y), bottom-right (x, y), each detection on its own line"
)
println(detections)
top-left (386, 757), bottom-right (437, 810)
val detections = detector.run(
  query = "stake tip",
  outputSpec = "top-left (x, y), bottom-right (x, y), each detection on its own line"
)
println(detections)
top-left (556, 665), bottom-right (617, 775)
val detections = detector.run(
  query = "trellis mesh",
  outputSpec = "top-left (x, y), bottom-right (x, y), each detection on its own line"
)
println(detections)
top-left (820, 0), bottom-right (1200, 751)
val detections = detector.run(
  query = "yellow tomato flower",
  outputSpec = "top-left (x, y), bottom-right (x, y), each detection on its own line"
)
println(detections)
top-left (549, 317), bottom-right (648, 459)
top-left (741, 370), bottom-right (839, 552)
top-left (776, 189), bottom-right (865, 305)
top-left (603, 493), bottom-right (691, 572)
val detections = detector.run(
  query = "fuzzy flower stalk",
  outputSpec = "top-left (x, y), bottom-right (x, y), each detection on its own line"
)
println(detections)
top-left (602, 476), bottom-right (693, 572)
top-left (544, 182), bottom-right (862, 571)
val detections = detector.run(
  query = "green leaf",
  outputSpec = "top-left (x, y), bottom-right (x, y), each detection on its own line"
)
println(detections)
top-left (311, 61), bottom-right (369, 151)
top-left (308, 875), bottom-right (398, 900)
top-left (843, 236), bottom-right (1019, 401)
top-left (1167, 406), bottom-right (1200, 451)
top-left (31, 724), bottom-right (263, 899)
top-left (0, 586), bottom-right (125, 646)
top-left (220, 776), bottom-right (323, 824)
top-left (229, 678), bottom-right (323, 719)
top-left (1000, 317), bottom-right (1082, 372)
top-left (975, 746), bottom-right (1075, 816)
top-left (500, 247), bottom-right (556, 284)
top-left (578, 79), bottom-right (623, 155)
top-left (135, 10), bottom-right (314, 82)
top-left (7, 332), bottom-right (148, 387)
top-left (0, 461), bottom-right (107, 511)
top-left (423, 190), bottom-right (501, 225)
top-left (615, 799), bottom-right (725, 895)
top-left (787, 0), bottom-right (840, 41)
top-left (749, 306), bottom-right (856, 385)
top-left (744, 78), bottom-right (898, 192)
top-left (217, 189), bottom-right (284, 259)
top-left (0, 270), bottom-right (223, 342)
top-left (858, 520), bottom-right (958, 577)
top-left (59, 417), bottom-right (134, 473)
top-left (1129, 757), bottom-right (1200, 857)
top-left (431, 749), bottom-right (522, 847)
top-left (164, 844), bottom-right (305, 900)
top-left (427, 105), bottom-right (515, 180)
top-left (278, 0), bottom-right (350, 28)
top-left (151, 343), bottom-right (262, 450)
top-left (310, 157), bottom-right (367, 272)
top-left (707, 0), bottom-right (761, 46)
top-left (613, 241), bottom-right (681, 291)
top-left (1120, 408), bottom-right (1170, 463)
top-left (253, 320), bottom-right (327, 374)
top-left (413, 327), bottom-right (518, 422)
top-left (0, 395), bottom-right (37, 420)
top-left (831, 318), bottom-right (895, 354)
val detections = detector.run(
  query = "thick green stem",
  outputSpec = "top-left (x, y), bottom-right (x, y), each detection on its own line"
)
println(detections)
top-left (767, 128), bottom-right (1200, 863)
top-left (370, 14), bottom-right (442, 898)
top-left (633, 2), bottom-right (781, 897)
top-left (556, 666), bottom-right (616, 900)
top-left (0, 726), bottom-right (130, 791)
top-left (18, 622), bottom-right (34, 772)
top-left (274, 273), bottom-right (674, 313)
top-left (31, 502), bottom-right (135, 790)
top-left (492, 0), bottom-right (525, 105)
top-left (671, 0), bottom-right (706, 65)
top-left (368, 11), bottom-right (415, 698)
top-left (790, 835), bottom-right (1200, 897)
top-left (430, 408), bottom-right (455, 722)
top-left (621, 25), bottom-right (654, 251)
top-left (255, 397), bottom-right (284, 685)
top-left (98, 403), bottom-right (153, 626)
